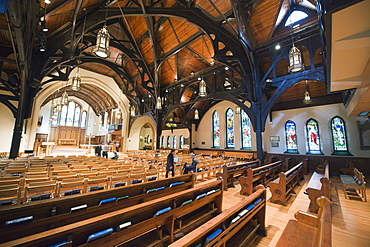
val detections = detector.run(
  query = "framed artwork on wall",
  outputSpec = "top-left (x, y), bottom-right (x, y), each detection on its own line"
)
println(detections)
top-left (270, 136), bottom-right (280, 142)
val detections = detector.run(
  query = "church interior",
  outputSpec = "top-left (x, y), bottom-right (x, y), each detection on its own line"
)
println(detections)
top-left (0, 0), bottom-right (369, 246)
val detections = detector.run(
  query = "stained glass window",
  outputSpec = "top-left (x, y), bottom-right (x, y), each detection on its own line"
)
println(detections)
top-left (306, 119), bottom-right (322, 154)
top-left (331, 116), bottom-right (350, 154)
top-left (285, 120), bottom-right (298, 153)
top-left (212, 111), bottom-right (220, 148)
top-left (66, 102), bottom-right (75, 126)
top-left (179, 135), bottom-right (184, 149)
top-left (80, 111), bottom-right (87, 128)
top-left (73, 104), bottom-right (81, 127)
top-left (167, 136), bottom-right (171, 148)
top-left (226, 108), bottom-right (235, 148)
top-left (51, 107), bottom-right (59, 127)
top-left (161, 136), bottom-right (164, 147)
top-left (241, 111), bottom-right (252, 149)
top-left (173, 135), bottom-right (177, 149)
top-left (59, 105), bottom-right (68, 126)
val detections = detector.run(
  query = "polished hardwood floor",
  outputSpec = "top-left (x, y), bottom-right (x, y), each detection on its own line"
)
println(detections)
top-left (197, 174), bottom-right (370, 247)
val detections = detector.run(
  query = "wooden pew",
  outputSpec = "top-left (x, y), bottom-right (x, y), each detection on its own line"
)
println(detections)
top-left (223, 151), bottom-right (254, 160)
top-left (305, 163), bottom-right (330, 213)
top-left (239, 160), bottom-right (282, 196)
top-left (340, 167), bottom-right (366, 202)
top-left (268, 162), bottom-right (304, 206)
top-left (216, 160), bottom-right (260, 191)
top-left (276, 196), bottom-right (332, 247)
top-left (168, 185), bottom-right (266, 247)
top-left (0, 178), bottom-right (222, 247)
top-left (0, 174), bottom-right (196, 243)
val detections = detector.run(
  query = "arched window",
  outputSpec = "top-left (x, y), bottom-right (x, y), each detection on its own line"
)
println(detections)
top-left (285, 120), bottom-right (298, 153)
top-left (331, 116), bottom-right (351, 155)
top-left (167, 136), bottom-right (171, 148)
top-left (179, 135), bottom-right (184, 149)
top-left (80, 111), bottom-right (87, 128)
top-left (226, 108), bottom-right (235, 148)
top-left (306, 118), bottom-right (323, 154)
top-left (241, 111), bottom-right (252, 149)
top-left (173, 136), bottom-right (177, 149)
top-left (50, 107), bottom-right (59, 127)
top-left (161, 136), bottom-right (165, 148)
top-left (212, 111), bottom-right (220, 148)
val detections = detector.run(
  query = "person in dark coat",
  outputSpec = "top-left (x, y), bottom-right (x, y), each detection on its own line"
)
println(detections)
top-left (166, 149), bottom-right (176, 178)
top-left (95, 144), bottom-right (102, 157)
top-left (183, 153), bottom-right (199, 174)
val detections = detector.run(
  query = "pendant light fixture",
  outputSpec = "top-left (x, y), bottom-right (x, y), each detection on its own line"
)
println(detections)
top-left (199, 35), bottom-right (207, 97)
top-left (71, 66), bottom-right (81, 91)
top-left (288, 7), bottom-right (304, 73)
top-left (303, 80), bottom-right (312, 104)
top-left (93, 5), bottom-right (110, 58)
top-left (61, 90), bottom-right (68, 105)
top-left (56, 98), bottom-right (62, 112)
top-left (156, 96), bottom-right (162, 110)
top-left (194, 109), bottom-right (199, 120)
top-left (130, 105), bottom-right (135, 117)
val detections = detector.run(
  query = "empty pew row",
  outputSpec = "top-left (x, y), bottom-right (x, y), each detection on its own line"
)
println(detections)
top-left (239, 160), bottom-right (282, 196)
top-left (0, 179), bottom-right (223, 247)
top-left (304, 162), bottom-right (330, 213)
top-left (169, 185), bottom-right (266, 247)
top-left (268, 161), bottom-right (305, 206)
top-left (0, 174), bottom-right (196, 243)
top-left (340, 167), bottom-right (366, 202)
top-left (217, 160), bottom-right (260, 191)
top-left (276, 196), bottom-right (332, 247)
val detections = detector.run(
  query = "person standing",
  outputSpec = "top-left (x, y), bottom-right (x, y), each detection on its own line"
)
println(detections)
top-left (166, 149), bottom-right (176, 178)
top-left (102, 143), bottom-right (109, 158)
top-left (95, 144), bottom-right (102, 157)
top-left (184, 153), bottom-right (199, 174)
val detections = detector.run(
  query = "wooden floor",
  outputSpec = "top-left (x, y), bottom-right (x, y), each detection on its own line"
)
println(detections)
top-left (196, 174), bottom-right (370, 247)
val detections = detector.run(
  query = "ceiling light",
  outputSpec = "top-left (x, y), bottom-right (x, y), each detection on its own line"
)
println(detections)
top-left (194, 109), bottom-right (199, 120)
top-left (199, 79), bottom-right (207, 97)
top-left (44, 0), bottom-right (51, 4)
top-left (275, 43), bottom-right (281, 50)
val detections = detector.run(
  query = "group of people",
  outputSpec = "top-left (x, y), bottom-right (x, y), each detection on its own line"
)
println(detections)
top-left (94, 143), bottom-right (119, 159)
top-left (166, 149), bottom-right (199, 178)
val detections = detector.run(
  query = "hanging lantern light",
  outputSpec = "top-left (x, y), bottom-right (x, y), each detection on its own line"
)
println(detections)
top-left (93, 25), bottom-right (110, 58)
top-left (156, 96), bottom-right (162, 110)
top-left (303, 80), bottom-right (312, 104)
top-left (61, 91), bottom-right (68, 105)
top-left (71, 69), bottom-right (81, 91)
top-left (235, 106), bottom-right (241, 115)
top-left (130, 105), bottom-right (135, 117)
top-left (288, 45), bottom-right (304, 73)
top-left (194, 109), bottom-right (199, 120)
top-left (199, 79), bottom-right (207, 97)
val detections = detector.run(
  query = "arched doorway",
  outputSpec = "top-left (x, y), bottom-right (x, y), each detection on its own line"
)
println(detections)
top-left (139, 123), bottom-right (154, 150)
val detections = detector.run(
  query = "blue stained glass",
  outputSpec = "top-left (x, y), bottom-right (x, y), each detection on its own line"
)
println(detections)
top-left (331, 117), bottom-right (348, 152)
top-left (285, 120), bottom-right (298, 152)
top-left (306, 119), bottom-right (321, 152)
top-left (179, 136), bottom-right (184, 149)
top-left (173, 136), bottom-right (177, 149)
top-left (226, 108), bottom-right (235, 148)
top-left (161, 136), bottom-right (164, 147)
top-left (167, 136), bottom-right (171, 148)
top-left (213, 111), bottom-right (220, 148)
top-left (241, 111), bottom-right (252, 149)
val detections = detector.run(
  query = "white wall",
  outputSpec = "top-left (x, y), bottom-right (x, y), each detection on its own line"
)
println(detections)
top-left (0, 104), bottom-right (15, 152)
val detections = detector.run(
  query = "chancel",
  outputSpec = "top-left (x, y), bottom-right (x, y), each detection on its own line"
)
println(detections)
top-left (0, 0), bottom-right (369, 246)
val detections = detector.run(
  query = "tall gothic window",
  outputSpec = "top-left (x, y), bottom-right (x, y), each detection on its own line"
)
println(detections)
top-left (213, 111), bottom-right (220, 148)
top-left (306, 118), bottom-right (323, 154)
top-left (241, 111), bottom-right (252, 149)
top-left (179, 135), bottom-right (184, 149)
top-left (331, 116), bottom-right (351, 155)
top-left (226, 108), bottom-right (235, 148)
top-left (80, 111), bottom-right (87, 128)
top-left (51, 108), bottom-right (59, 127)
top-left (52, 101), bottom-right (85, 127)
top-left (285, 120), bottom-right (298, 153)
top-left (161, 136), bottom-right (165, 148)
top-left (167, 136), bottom-right (171, 148)
top-left (173, 135), bottom-right (177, 149)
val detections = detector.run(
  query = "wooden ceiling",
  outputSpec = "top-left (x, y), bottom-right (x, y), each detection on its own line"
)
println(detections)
top-left (0, 0), bottom-right (347, 125)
